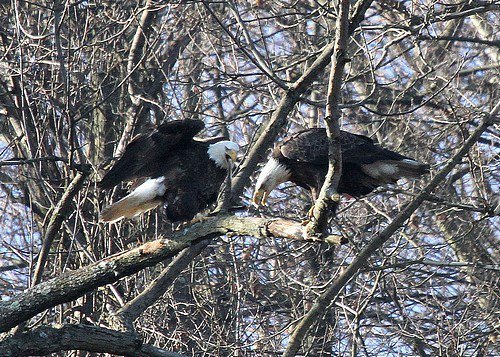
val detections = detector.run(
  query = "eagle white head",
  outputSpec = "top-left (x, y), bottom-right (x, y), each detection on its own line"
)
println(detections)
top-left (208, 140), bottom-right (240, 169)
top-left (253, 158), bottom-right (291, 207)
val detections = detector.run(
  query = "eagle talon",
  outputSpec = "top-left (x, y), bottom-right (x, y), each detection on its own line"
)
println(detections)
top-left (176, 213), bottom-right (209, 230)
top-left (325, 188), bottom-right (341, 203)
top-left (329, 193), bottom-right (341, 203)
top-left (300, 219), bottom-right (310, 226)
top-left (307, 206), bottom-right (315, 219)
top-left (305, 233), bottom-right (323, 242)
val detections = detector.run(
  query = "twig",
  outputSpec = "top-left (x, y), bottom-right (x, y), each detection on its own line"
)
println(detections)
top-left (417, 34), bottom-right (500, 47)
top-left (0, 155), bottom-right (90, 173)
top-left (214, 160), bottom-right (234, 213)
top-left (32, 171), bottom-right (88, 285)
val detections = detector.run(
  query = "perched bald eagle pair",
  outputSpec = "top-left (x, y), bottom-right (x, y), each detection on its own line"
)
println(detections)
top-left (253, 128), bottom-right (429, 207)
top-left (100, 120), bottom-right (429, 223)
top-left (99, 120), bottom-right (239, 223)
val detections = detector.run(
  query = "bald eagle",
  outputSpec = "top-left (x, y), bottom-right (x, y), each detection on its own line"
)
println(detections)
top-left (99, 120), bottom-right (239, 223)
top-left (253, 128), bottom-right (429, 206)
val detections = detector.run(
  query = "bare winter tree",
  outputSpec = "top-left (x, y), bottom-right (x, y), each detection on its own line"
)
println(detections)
top-left (0, 0), bottom-right (498, 356)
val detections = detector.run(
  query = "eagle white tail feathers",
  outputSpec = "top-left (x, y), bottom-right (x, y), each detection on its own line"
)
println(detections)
top-left (100, 177), bottom-right (167, 223)
top-left (394, 159), bottom-right (430, 178)
top-left (100, 195), bottom-right (163, 223)
top-left (362, 159), bottom-right (429, 183)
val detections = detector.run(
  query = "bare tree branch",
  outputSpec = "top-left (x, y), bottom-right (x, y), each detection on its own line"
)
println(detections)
top-left (306, 0), bottom-right (350, 236)
top-left (32, 171), bottom-right (88, 285)
top-left (127, 0), bottom-right (157, 107)
top-left (0, 215), bottom-right (344, 333)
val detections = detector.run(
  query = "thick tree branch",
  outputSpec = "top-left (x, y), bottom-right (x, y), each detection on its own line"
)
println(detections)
top-left (306, 0), bottom-right (350, 236)
top-left (282, 104), bottom-right (499, 357)
top-left (0, 324), bottom-right (186, 357)
top-left (0, 215), bottom-right (344, 333)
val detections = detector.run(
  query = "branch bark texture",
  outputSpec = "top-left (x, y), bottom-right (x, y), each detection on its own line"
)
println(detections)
top-left (0, 324), bottom-right (186, 357)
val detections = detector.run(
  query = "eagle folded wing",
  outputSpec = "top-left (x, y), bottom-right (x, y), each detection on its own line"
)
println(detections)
top-left (98, 119), bottom-right (204, 189)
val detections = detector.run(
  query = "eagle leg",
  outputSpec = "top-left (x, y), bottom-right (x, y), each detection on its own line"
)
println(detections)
top-left (299, 206), bottom-right (315, 226)
top-left (301, 188), bottom-right (340, 227)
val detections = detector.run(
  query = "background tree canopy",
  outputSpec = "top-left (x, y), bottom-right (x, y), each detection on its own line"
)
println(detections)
top-left (0, 0), bottom-right (498, 356)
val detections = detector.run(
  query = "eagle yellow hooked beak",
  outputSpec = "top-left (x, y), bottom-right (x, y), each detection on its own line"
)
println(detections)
top-left (226, 148), bottom-right (238, 163)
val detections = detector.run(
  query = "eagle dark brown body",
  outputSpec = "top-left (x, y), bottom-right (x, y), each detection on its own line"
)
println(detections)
top-left (99, 120), bottom-right (239, 223)
top-left (253, 128), bottom-right (429, 206)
